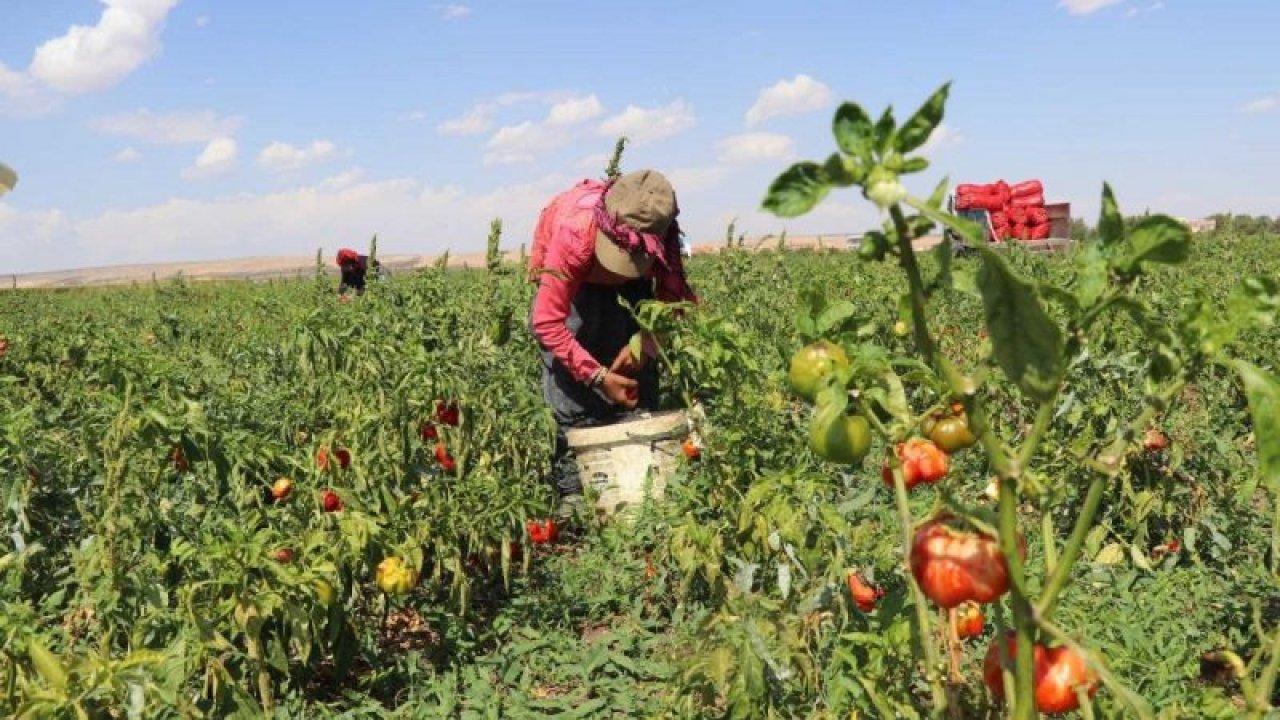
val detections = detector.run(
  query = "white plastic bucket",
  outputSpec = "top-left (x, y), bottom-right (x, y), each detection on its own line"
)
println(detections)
top-left (565, 410), bottom-right (689, 518)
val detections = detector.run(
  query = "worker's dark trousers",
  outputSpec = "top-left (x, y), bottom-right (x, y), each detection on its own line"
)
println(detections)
top-left (532, 280), bottom-right (659, 497)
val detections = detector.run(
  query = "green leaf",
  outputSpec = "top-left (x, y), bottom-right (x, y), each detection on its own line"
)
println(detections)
top-left (821, 153), bottom-right (861, 187)
top-left (1039, 284), bottom-right (1081, 317)
top-left (1113, 215), bottom-right (1190, 273)
top-left (816, 300), bottom-right (857, 334)
top-left (1129, 544), bottom-right (1153, 571)
top-left (832, 102), bottom-right (874, 160)
top-left (1097, 183), bottom-right (1124, 248)
top-left (1072, 241), bottom-right (1108, 308)
top-left (952, 264), bottom-right (980, 298)
top-left (874, 106), bottom-right (896, 154)
top-left (28, 638), bottom-right (68, 692)
top-left (872, 370), bottom-right (911, 423)
top-left (857, 230), bottom-right (890, 262)
top-left (897, 82), bottom-right (950, 153)
top-left (1233, 361), bottom-right (1280, 493)
top-left (1227, 276), bottom-right (1280, 330)
top-left (899, 157), bottom-right (929, 174)
top-left (926, 175), bottom-right (950, 209)
top-left (931, 236), bottom-right (954, 291)
top-left (1095, 543), bottom-right (1125, 565)
top-left (558, 698), bottom-right (608, 719)
top-left (976, 247), bottom-right (1065, 401)
top-left (906, 196), bottom-right (985, 248)
top-left (762, 162), bottom-right (831, 218)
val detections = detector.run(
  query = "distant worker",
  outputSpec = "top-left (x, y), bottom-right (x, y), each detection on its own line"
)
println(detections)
top-left (335, 248), bottom-right (380, 296)
top-left (528, 169), bottom-right (698, 517)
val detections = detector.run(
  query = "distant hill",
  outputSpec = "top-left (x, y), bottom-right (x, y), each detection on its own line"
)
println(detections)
top-left (5, 233), bottom-right (918, 290)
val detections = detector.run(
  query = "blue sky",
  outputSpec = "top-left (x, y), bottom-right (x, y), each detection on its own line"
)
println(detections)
top-left (1, 0), bottom-right (1277, 274)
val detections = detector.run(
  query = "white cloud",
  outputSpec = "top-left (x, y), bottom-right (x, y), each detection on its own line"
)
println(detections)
top-left (2, 173), bottom-right (576, 273)
top-left (1057, 0), bottom-right (1124, 15)
top-left (0, 205), bottom-right (72, 255)
top-left (917, 124), bottom-right (965, 155)
top-left (29, 0), bottom-right (180, 94)
top-left (0, 62), bottom-right (60, 117)
top-left (258, 140), bottom-right (338, 172)
top-left (1242, 96), bottom-right (1279, 114)
top-left (401, 109), bottom-right (429, 122)
top-left (665, 166), bottom-right (730, 194)
top-left (484, 95), bottom-right (606, 165)
top-left (597, 100), bottom-right (697, 144)
top-left (182, 137), bottom-right (237, 180)
top-left (484, 122), bottom-right (550, 165)
top-left (91, 109), bottom-right (245, 144)
top-left (547, 95), bottom-right (604, 125)
top-left (436, 91), bottom-right (563, 136)
top-left (717, 132), bottom-right (795, 164)
top-left (113, 146), bottom-right (142, 162)
top-left (438, 105), bottom-right (494, 135)
top-left (317, 168), bottom-right (366, 190)
top-left (0, 63), bottom-right (35, 98)
top-left (744, 74), bottom-right (832, 128)
top-left (441, 4), bottom-right (471, 20)
top-left (575, 153), bottom-right (609, 173)
top-left (1126, 1), bottom-right (1165, 17)
top-left (195, 15), bottom-right (211, 27)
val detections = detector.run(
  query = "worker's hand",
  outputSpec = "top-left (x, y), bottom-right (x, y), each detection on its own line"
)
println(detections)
top-left (600, 372), bottom-right (639, 409)
top-left (611, 333), bottom-right (661, 376)
top-left (610, 345), bottom-right (642, 377)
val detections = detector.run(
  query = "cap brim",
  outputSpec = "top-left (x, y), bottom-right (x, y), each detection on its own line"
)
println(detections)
top-left (0, 162), bottom-right (16, 195)
top-left (595, 230), bottom-right (653, 279)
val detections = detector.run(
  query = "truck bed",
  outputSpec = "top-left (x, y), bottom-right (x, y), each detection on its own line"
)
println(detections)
top-left (947, 200), bottom-right (1073, 254)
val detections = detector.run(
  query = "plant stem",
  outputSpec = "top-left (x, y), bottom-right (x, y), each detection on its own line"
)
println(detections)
top-left (889, 205), bottom-right (936, 366)
top-left (998, 477), bottom-right (1036, 720)
top-left (881, 204), bottom-right (953, 711)
top-left (1041, 513), bottom-right (1059, 577)
top-left (1271, 499), bottom-right (1280, 579)
top-left (245, 634), bottom-right (273, 713)
top-left (1249, 623), bottom-right (1280, 718)
top-left (890, 198), bottom-right (1052, 716)
top-left (890, 465), bottom-right (948, 713)
top-left (1035, 473), bottom-right (1106, 620)
top-left (1016, 400), bottom-right (1056, 469)
top-left (1038, 379), bottom-right (1184, 622)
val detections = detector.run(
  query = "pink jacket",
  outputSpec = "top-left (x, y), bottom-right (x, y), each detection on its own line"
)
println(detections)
top-left (529, 179), bottom-right (697, 384)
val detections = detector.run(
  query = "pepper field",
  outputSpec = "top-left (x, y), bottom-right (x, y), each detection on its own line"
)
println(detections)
top-left (3, 87), bottom-right (1280, 718)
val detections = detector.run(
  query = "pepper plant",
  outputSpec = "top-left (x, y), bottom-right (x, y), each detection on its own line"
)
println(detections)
top-left (762, 81), bottom-right (1280, 718)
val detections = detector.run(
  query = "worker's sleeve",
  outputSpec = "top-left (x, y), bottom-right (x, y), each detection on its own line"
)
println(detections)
top-left (527, 202), bottom-right (556, 281)
top-left (530, 228), bottom-right (602, 385)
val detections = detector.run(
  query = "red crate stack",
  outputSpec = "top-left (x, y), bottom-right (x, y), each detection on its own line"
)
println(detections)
top-left (956, 179), bottom-right (1051, 241)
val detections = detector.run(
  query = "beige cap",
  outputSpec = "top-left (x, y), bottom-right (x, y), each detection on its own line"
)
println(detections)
top-left (594, 169), bottom-right (675, 278)
top-left (0, 162), bottom-right (16, 197)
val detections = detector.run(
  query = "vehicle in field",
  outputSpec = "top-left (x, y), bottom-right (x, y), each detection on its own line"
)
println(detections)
top-left (944, 179), bottom-right (1072, 254)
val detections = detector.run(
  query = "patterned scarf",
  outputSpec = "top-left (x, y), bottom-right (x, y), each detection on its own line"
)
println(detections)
top-left (592, 180), bottom-right (695, 300)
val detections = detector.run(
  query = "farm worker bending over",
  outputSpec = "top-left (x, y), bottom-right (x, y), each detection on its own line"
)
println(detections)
top-left (528, 169), bottom-right (698, 517)
top-left (335, 248), bottom-right (380, 296)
